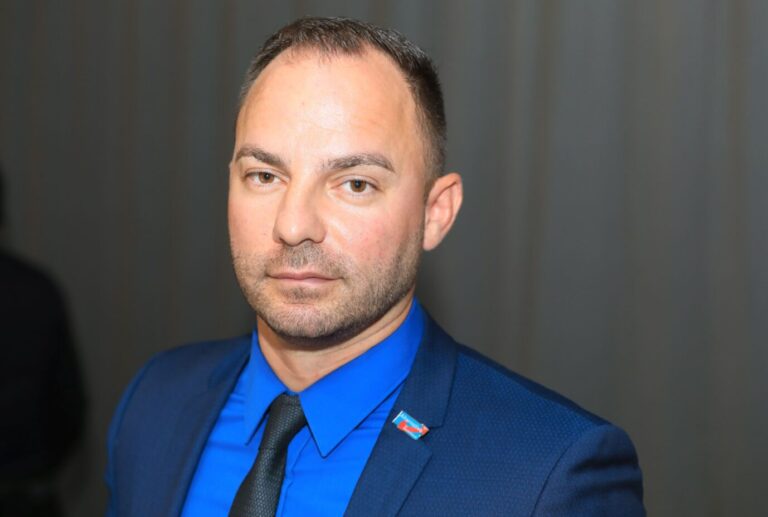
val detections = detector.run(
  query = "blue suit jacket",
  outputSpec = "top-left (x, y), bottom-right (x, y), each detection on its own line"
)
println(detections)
top-left (106, 316), bottom-right (644, 516)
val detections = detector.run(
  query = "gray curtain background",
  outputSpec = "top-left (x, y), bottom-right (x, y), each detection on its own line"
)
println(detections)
top-left (1, 1), bottom-right (766, 515)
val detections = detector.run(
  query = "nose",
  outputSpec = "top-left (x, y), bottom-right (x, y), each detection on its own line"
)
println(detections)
top-left (272, 181), bottom-right (326, 246)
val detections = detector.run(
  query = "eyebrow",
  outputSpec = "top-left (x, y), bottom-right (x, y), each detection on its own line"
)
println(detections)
top-left (323, 153), bottom-right (395, 173)
top-left (234, 146), bottom-right (395, 174)
top-left (234, 146), bottom-right (286, 169)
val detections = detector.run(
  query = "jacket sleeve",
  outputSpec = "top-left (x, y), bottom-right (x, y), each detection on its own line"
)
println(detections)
top-left (531, 423), bottom-right (645, 516)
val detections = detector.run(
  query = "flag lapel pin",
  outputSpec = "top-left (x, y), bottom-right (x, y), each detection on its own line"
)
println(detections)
top-left (392, 410), bottom-right (429, 440)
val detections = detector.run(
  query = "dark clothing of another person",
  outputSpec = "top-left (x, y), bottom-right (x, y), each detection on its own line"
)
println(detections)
top-left (0, 251), bottom-right (85, 517)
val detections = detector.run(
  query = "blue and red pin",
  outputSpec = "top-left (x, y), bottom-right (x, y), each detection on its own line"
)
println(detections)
top-left (392, 410), bottom-right (429, 440)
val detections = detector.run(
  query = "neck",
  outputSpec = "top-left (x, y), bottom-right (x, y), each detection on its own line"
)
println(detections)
top-left (257, 291), bottom-right (415, 392)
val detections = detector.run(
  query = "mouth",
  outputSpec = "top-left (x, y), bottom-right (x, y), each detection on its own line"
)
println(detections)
top-left (267, 271), bottom-right (338, 285)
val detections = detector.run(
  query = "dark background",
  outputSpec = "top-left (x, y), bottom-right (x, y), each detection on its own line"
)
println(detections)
top-left (2, 1), bottom-right (766, 515)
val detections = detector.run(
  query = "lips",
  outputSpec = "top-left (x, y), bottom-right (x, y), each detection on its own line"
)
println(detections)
top-left (268, 271), bottom-right (336, 282)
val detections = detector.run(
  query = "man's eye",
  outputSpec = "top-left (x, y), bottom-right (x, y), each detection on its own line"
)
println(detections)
top-left (346, 179), bottom-right (371, 193)
top-left (253, 171), bottom-right (276, 184)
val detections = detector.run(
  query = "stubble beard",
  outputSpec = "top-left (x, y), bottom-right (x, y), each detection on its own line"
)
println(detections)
top-left (231, 231), bottom-right (422, 349)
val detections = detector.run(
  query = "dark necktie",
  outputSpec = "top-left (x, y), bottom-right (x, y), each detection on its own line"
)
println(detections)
top-left (229, 393), bottom-right (307, 517)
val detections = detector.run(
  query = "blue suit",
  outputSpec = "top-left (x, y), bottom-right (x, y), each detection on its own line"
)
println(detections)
top-left (106, 316), bottom-right (644, 516)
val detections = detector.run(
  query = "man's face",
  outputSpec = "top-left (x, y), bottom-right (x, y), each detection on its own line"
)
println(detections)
top-left (229, 48), bottom-right (430, 345)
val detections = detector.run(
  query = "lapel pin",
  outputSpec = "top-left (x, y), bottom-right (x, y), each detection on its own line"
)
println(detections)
top-left (392, 410), bottom-right (429, 440)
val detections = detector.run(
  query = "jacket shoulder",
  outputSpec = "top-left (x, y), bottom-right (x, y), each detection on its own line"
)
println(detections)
top-left (105, 335), bottom-right (250, 516)
top-left (453, 343), bottom-right (607, 433)
top-left (107, 334), bottom-right (250, 442)
top-left (137, 335), bottom-right (250, 387)
top-left (412, 338), bottom-right (644, 515)
top-left (109, 335), bottom-right (250, 432)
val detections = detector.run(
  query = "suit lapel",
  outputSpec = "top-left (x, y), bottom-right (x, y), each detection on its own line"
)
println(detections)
top-left (345, 316), bottom-right (458, 516)
top-left (344, 422), bottom-right (431, 516)
top-left (158, 340), bottom-right (250, 516)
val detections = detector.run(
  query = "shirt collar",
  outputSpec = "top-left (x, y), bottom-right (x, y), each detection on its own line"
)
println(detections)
top-left (242, 299), bottom-right (425, 457)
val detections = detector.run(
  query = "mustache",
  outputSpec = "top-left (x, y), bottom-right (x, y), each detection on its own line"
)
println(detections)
top-left (263, 242), bottom-right (348, 277)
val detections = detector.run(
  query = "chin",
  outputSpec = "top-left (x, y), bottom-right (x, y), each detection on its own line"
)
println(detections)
top-left (262, 312), bottom-right (365, 349)
top-left (256, 293), bottom-right (386, 346)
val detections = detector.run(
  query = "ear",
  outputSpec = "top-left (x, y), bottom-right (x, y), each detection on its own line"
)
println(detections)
top-left (423, 172), bottom-right (463, 251)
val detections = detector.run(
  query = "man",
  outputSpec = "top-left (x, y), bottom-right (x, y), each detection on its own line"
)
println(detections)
top-left (106, 17), bottom-right (644, 516)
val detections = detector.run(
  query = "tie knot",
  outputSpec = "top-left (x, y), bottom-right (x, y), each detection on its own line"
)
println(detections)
top-left (260, 393), bottom-right (306, 451)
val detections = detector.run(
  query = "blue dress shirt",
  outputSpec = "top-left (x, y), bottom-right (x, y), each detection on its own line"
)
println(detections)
top-left (182, 300), bottom-right (425, 516)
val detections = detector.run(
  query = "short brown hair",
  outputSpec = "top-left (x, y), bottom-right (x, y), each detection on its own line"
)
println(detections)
top-left (239, 17), bottom-right (446, 178)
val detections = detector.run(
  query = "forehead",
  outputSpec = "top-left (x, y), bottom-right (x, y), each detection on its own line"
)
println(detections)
top-left (234, 48), bottom-right (423, 163)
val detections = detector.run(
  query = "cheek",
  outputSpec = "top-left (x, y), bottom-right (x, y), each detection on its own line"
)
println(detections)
top-left (329, 215), bottom-right (377, 261)
top-left (330, 202), bottom-right (419, 265)
top-left (228, 195), bottom-right (274, 251)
